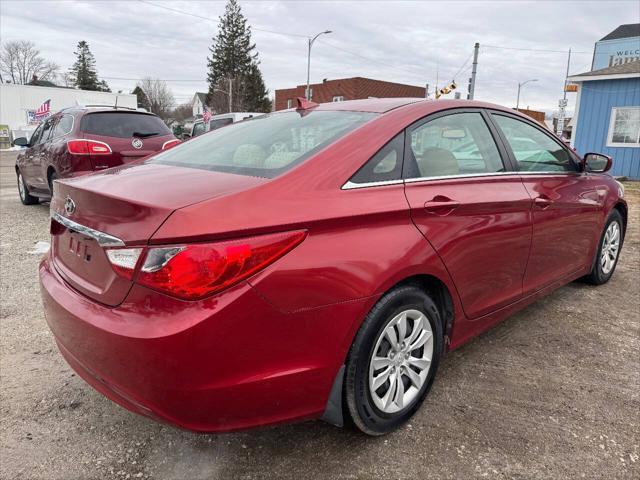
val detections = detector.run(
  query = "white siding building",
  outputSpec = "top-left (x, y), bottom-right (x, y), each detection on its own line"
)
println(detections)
top-left (0, 84), bottom-right (136, 139)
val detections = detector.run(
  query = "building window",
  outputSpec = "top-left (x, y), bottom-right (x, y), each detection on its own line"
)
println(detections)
top-left (607, 107), bottom-right (640, 147)
top-left (287, 99), bottom-right (293, 109)
top-left (333, 95), bottom-right (344, 102)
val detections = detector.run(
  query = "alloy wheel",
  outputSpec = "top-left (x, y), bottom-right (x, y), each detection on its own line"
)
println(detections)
top-left (601, 221), bottom-right (621, 275)
top-left (18, 173), bottom-right (25, 201)
top-left (368, 309), bottom-right (433, 414)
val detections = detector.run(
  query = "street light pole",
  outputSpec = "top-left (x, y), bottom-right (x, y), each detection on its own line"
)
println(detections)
top-left (306, 30), bottom-right (332, 101)
top-left (516, 78), bottom-right (538, 110)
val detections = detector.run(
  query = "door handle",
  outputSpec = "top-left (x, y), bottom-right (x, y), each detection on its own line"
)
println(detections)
top-left (534, 195), bottom-right (553, 210)
top-left (424, 195), bottom-right (461, 216)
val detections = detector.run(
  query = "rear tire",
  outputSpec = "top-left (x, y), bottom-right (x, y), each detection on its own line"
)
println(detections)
top-left (344, 285), bottom-right (443, 436)
top-left (17, 171), bottom-right (39, 205)
top-left (584, 210), bottom-right (624, 285)
top-left (48, 170), bottom-right (58, 198)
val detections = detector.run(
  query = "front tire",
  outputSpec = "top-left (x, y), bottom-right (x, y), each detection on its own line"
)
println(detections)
top-left (17, 171), bottom-right (39, 205)
top-left (344, 285), bottom-right (443, 435)
top-left (585, 210), bottom-right (624, 285)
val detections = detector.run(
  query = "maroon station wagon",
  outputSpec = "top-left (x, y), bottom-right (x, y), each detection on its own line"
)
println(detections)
top-left (15, 106), bottom-right (180, 204)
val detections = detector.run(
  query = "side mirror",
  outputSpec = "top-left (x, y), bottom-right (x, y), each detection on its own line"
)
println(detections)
top-left (13, 137), bottom-right (28, 147)
top-left (584, 152), bottom-right (612, 173)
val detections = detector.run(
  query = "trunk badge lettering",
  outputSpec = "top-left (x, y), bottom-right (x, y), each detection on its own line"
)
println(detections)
top-left (64, 196), bottom-right (76, 215)
top-left (132, 138), bottom-right (143, 149)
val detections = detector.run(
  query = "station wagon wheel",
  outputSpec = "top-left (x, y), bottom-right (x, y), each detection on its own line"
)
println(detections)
top-left (585, 209), bottom-right (624, 285)
top-left (17, 171), bottom-right (39, 205)
top-left (345, 285), bottom-right (443, 436)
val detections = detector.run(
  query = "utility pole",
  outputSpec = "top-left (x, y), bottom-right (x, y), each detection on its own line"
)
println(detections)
top-left (228, 77), bottom-right (233, 113)
top-left (556, 48), bottom-right (571, 136)
top-left (468, 42), bottom-right (479, 100)
top-left (425, 83), bottom-right (429, 99)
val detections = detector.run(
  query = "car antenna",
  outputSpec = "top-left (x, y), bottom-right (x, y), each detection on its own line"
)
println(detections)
top-left (295, 97), bottom-right (318, 116)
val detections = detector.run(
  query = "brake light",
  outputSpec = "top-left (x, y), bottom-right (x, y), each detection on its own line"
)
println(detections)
top-left (162, 139), bottom-right (181, 150)
top-left (67, 139), bottom-right (112, 155)
top-left (136, 231), bottom-right (306, 300)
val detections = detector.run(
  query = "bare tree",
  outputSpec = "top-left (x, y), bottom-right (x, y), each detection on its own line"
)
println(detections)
top-left (136, 78), bottom-right (174, 119)
top-left (0, 40), bottom-right (59, 84)
top-left (172, 103), bottom-right (193, 122)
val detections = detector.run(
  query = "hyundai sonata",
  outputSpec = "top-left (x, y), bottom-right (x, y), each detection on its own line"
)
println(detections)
top-left (40, 98), bottom-right (626, 435)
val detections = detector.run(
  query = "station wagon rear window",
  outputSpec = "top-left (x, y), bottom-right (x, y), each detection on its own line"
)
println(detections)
top-left (80, 112), bottom-right (171, 138)
top-left (147, 111), bottom-right (376, 178)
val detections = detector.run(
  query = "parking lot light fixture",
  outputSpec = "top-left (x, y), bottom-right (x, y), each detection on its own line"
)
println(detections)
top-left (516, 79), bottom-right (538, 110)
top-left (306, 30), bottom-right (332, 101)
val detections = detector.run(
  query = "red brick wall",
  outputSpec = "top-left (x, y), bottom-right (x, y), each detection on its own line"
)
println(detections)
top-left (274, 77), bottom-right (426, 111)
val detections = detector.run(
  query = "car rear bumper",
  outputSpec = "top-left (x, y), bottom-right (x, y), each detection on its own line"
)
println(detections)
top-left (39, 253), bottom-right (369, 432)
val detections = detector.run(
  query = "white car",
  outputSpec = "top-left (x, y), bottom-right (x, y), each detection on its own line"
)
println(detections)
top-left (186, 112), bottom-right (265, 139)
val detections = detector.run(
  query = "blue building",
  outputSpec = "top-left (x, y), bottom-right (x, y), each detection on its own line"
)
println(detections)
top-left (569, 60), bottom-right (640, 179)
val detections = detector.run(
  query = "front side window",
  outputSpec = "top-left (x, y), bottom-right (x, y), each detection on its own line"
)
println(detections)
top-left (405, 112), bottom-right (505, 178)
top-left (149, 111), bottom-right (376, 178)
top-left (607, 107), bottom-right (640, 147)
top-left (493, 114), bottom-right (576, 172)
top-left (192, 122), bottom-right (206, 136)
top-left (38, 118), bottom-right (55, 145)
top-left (28, 123), bottom-right (44, 146)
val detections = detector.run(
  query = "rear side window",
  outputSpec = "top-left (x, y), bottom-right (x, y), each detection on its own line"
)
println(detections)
top-left (80, 112), bottom-right (171, 138)
top-left (492, 115), bottom-right (576, 172)
top-left (148, 111), bottom-right (376, 178)
top-left (51, 115), bottom-right (73, 138)
top-left (209, 118), bottom-right (233, 130)
top-left (405, 112), bottom-right (505, 178)
top-left (349, 132), bottom-right (404, 184)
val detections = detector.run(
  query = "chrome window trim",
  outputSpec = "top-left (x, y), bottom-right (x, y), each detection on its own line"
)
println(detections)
top-left (341, 179), bottom-right (404, 190)
top-left (342, 170), bottom-right (583, 189)
top-left (51, 211), bottom-right (125, 247)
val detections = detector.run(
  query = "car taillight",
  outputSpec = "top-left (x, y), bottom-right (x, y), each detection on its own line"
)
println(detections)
top-left (105, 248), bottom-right (143, 280)
top-left (162, 139), bottom-right (181, 150)
top-left (67, 139), bottom-right (112, 155)
top-left (104, 231), bottom-right (306, 300)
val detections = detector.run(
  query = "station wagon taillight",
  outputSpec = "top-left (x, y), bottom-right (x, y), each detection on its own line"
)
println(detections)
top-left (67, 139), bottom-right (113, 155)
top-left (104, 231), bottom-right (307, 300)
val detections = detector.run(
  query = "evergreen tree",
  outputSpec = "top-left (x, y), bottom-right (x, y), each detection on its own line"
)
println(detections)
top-left (206, 0), bottom-right (270, 112)
top-left (242, 62), bottom-right (272, 112)
top-left (69, 41), bottom-right (109, 91)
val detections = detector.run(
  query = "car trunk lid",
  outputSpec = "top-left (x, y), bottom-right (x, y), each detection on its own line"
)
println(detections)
top-left (50, 163), bottom-right (267, 306)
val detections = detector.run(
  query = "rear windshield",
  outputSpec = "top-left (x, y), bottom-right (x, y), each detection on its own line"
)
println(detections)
top-left (147, 111), bottom-right (376, 178)
top-left (80, 112), bottom-right (171, 138)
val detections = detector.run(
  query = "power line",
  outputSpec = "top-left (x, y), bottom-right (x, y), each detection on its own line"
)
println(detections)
top-left (137, 0), bottom-right (308, 38)
top-left (482, 44), bottom-right (590, 54)
top-left (316, 39), bottom-right (427, 79)
top-left (451, 51), bottom-right (474, 82)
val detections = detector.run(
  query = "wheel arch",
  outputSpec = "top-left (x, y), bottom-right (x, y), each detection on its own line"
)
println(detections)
top-left (613, 201), bottom-right (628, 236)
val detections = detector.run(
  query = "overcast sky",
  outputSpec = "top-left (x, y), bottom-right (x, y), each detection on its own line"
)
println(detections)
top-left (1, 0), bottom-right (637, 113)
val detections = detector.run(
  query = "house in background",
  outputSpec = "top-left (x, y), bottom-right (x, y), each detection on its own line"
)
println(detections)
top-left (274, 77), bottom-right (426, 111)
top-left (191, 92), bottom-right (207, 117)
top-left (568, 60), bottom-right (639, 179)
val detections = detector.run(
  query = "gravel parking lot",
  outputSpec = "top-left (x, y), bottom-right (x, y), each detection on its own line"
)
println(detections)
top-left (1, 150), bottom-right (638, 479)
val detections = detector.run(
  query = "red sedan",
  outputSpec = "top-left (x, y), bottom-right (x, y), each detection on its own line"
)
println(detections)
top-left (40, 98), bottom-right (627, 435)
